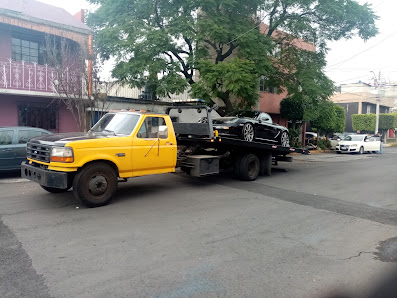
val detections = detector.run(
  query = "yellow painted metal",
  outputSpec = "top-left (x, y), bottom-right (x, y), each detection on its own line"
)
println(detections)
top-left (28, 113), bottom-right (178, 178)
top-left (131, 115), bottom-right (177, 177)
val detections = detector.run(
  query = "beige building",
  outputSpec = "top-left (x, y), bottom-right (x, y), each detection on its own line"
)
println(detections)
top-left (330, 82), bottom-right (396, 132)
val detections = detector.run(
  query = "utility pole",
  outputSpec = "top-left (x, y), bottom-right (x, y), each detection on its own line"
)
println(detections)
top-left (370, 71), bottom-right (382, 134)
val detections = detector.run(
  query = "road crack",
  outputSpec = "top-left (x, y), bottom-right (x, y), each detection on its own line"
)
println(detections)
top-left (341, 251), bottom-right (373, 260)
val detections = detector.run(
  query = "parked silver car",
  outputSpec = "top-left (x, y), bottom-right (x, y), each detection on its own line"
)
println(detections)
top-left (0, 127), bottom-right (52, 171)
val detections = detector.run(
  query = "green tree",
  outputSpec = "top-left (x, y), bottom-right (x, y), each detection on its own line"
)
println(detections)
top-left (88, 0), bottom-right (378, 114)
top-left (334, 105), bottom-right (346, 133)
top-left (311, 100), bottom-right (342, 137)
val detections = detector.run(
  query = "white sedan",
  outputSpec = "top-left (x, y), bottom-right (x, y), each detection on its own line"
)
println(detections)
top-left (335, 135), bottom-right (381, 154)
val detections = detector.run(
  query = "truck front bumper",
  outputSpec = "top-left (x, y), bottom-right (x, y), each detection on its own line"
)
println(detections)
top-left (21, 162), bottom-right (69, 189)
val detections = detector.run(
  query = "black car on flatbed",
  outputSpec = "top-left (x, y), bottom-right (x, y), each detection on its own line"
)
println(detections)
top-left (211, 111), bottom-right (289, 147)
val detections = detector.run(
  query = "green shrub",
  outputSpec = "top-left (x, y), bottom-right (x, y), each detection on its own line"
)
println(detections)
top-left (317, 139), bottom-right (331, 150)
top-left (352, 113), bottom-right (397, 132)
top-left (352, 114), bottom-right (376, 132)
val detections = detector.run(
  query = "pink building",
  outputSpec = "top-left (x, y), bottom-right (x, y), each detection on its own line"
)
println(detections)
top-left (258, 23), bottom-right (316, 129)
top-left (0, 0), bottom-right (91, 132)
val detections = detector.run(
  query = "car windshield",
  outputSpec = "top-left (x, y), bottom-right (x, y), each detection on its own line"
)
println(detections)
top-left (228, 111), bottom-right (260, 119)
top-left (343, 135), bottom-right (364, 141)
top-left (90, 113), bottom-right (140, 136)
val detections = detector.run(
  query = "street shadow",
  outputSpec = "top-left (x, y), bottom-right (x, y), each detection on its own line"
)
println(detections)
top-left (0, 170), bottom-right (21, 179)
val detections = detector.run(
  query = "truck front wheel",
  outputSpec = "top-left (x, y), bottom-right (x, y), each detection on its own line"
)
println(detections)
top-left (73, 163), bottom-right (118, 208)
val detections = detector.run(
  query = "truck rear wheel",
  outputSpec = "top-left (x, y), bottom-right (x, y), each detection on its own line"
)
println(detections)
top-left (237, 153), bottom-right (260, 181)
top-left (73, 163), bottom-right (118, 208)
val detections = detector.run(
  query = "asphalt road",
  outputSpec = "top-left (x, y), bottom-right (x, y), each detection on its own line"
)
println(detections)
top-left (0, 148), bottom-right (396, 297)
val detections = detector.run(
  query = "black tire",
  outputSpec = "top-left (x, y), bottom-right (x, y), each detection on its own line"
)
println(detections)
top-left (241, 123), bottom-right (255, 142)
top-left (279, 131), bottom-right (290, 147)
top-left (238, 153), bottom-right (260, 181)
top-left (259, 153), bottom-right (272, 176)
top-left (41, 185), bottom-right (70, 193)
top-left (73, 162), bottom-right (118, 208)
top-left (336, 151), bottom-right (341, 154)
top-left (359, 146), bottom-right (364, 154)
top-left (233, 155), bottom-right (243, 178)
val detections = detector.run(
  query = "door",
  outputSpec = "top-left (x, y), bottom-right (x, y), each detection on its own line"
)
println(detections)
top-left (259, 113), bottom-right (278, 142)
top-left (367, 137), bottom-right (380, 151)
top-left (15, 129), bottom-right (50, 167)
top-left (132, 116), bottom-right (176, 175)
top-left (0, 129), bottom-right (16, 170)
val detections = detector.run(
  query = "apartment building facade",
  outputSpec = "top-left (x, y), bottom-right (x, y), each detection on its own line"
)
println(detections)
top-left (0, 0), bottom-right (91, 132)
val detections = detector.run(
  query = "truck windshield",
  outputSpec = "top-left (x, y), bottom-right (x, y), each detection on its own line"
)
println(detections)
top-left (90, 113), bottom-right (140, 136)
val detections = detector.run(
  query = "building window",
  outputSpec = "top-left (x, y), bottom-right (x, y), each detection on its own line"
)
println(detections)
top-left (366, 105), bottom-right (371, 114)
top-left (18, 103), bottom-right (57, 131)
top-left (346, 104), bottom-right (349, 112)
top-left (259, 76), bottom-right (277, 94)
top-left (12, 37), bottom-right (44, 64)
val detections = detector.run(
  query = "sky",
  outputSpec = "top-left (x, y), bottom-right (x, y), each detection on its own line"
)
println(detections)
top-left (38, 0), bottom-right (397, 86)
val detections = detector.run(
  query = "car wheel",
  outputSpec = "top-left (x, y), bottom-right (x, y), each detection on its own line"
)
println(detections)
top-left (73, 162), bottom-right (118, 208)
top-left (359, 146), bottom-right (364, 154)
top-left (238, 154), bottom-right (260, 181)
top-left (336, 151), bottom-right (341, 154)
top-left (242, 123), bottom-right (254, 142)
top-left (280, 131), bottom-right (289, 147)
top-left (41, 185), bottom-right (71, 193)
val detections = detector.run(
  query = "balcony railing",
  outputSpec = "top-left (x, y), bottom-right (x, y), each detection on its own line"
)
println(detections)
top-left (0, 59), bottom-right (83, 96)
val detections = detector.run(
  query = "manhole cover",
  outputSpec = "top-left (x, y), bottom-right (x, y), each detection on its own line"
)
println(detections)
top-left (374, 237), bottom-right (397, 262)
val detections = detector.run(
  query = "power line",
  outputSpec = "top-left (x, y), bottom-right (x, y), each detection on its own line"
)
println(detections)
top-left (333, 75), bottom-right (369, 84)
top-left (327, 30), bottom-right (397, 69)
top-left (222, 13), bottom-right (270, 48)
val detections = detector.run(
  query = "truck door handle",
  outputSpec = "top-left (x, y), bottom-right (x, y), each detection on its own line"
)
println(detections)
top-left (165, 142), bottom-right (173, 145)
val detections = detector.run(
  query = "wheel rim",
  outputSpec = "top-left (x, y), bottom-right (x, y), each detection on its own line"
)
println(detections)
top-left (248, 160), bottom-right (257, 177)
top-left (243, 124), bottom-right (254, 141)
top-left (88, 174), bottom-right (108, 196)
top-left (281, 132), bottom-right (289, 147)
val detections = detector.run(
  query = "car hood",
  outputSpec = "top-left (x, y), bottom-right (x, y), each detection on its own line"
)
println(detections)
top-left (338, 140), bottom-right (361, 145)
top-left (29, 132), bottom-right (114, 146)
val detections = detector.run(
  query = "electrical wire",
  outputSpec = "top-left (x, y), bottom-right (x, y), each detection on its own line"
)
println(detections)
top-left (327, 30), bottom-right (397, 69)
top-left (332, 75), bottom-right (369, 84)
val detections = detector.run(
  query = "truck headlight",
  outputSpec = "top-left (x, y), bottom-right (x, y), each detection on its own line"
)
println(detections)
top-left (51, 147), bottom-right (74, 163)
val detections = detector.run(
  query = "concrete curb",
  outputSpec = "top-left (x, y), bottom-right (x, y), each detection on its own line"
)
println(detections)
top-left (291, 150), bottom-right (334, 155)
top-left (306, 150), bottom-right (335, 154)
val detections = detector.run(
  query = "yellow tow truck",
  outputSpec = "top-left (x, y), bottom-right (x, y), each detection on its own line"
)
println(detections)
top-left (22, 106), bottom-right (308, 207)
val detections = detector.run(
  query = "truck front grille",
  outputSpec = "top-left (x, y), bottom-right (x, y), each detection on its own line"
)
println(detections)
top-left (27, 142), bottom-right (51, 163)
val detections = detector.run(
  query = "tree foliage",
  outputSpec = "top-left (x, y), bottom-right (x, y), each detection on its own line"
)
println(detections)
top-left (352, 113), bottom-right (397, 132)
top-left (334, 105), bottom-right (346, 133)
top-left (311, 101), bottom-right (345, 136)
top-left (88, 0), bottom-right (378, 114)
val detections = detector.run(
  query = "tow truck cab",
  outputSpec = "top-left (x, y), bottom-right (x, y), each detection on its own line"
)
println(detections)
top-left (22, 111), bottom-right (178, 207)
